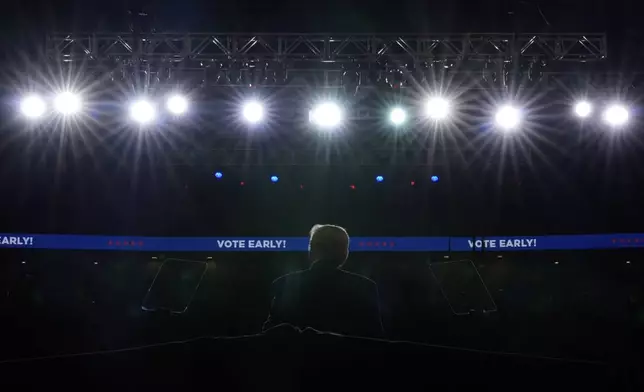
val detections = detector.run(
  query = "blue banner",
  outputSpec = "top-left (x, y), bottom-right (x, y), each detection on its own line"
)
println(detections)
top-left (0, 233), bottom-right (643, 252)
top-left (449, 233), bottom-right (644, 251)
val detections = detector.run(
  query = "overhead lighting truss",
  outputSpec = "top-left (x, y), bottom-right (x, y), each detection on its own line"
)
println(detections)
top-left (46, 32), bottom-right (607, 89)
top-left (47, 32), bottom-right (607, 63)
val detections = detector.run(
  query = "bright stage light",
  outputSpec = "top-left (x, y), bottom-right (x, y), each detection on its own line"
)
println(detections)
top-left (20, 95), bottom-right (46, 119)
top-left (495, 105), bottom-right (521, 130)
top-left (389, 107), bottom-right (407, 125)
top-left (166, 95), bottom-right (188, 115)
top-left (425, 97), bottom-right (450, 120)
top-left (310, 102), bottom-right (343, 129)
top-left (129, 100), bottom-right (156, 125)
top-left (603, 104), bottom-right (629, 127)
top-left (54, 92), bottom-right (82, 115)
top-left (574, 101), bottom-right (592, 118)
top-left (242, 101), bottom-right (264, 123)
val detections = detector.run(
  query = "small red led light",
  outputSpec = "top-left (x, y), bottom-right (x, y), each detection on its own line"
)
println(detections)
top-left (240, 181), bottom-right (245, 186)
top-left (350, 184), bottom-right (356, 190)
top-left (411, 181), bottom-right (415, 186)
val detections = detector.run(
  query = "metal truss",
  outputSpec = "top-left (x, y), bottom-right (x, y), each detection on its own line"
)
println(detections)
top-left (45, 32), bottom-right (607, 89)
top-left (42, 32), bottom-right (608, 167)
top-left (47, 32), bottom-right (606, 63)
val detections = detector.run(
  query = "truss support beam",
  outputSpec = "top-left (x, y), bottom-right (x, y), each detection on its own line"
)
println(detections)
top-left (47, 32), bottom-right (607, 65)
top-left (43, 32), bottom-right (608, 89)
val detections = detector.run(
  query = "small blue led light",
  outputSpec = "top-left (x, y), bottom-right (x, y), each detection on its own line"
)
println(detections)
top-left (270, 175), bottom-right (279, 183)
top-left (214, 172), bottom-right (223, 179)
top-left (376, 175), bottom-right (384, 182)
top-left (431, 175), bottom-right (439, 182)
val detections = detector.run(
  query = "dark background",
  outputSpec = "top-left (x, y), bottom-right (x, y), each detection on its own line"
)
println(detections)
top-left (0, 0), bottom-right (633, 33)
top-left (0, 0), bottom-right (643, 379)
top-left (1, 250), bottom-right (643, 365)
top-left (1, 0), bottom-right (643, 66)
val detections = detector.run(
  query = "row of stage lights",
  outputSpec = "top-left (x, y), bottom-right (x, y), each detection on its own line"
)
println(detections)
top-left (213, 172), bottom-right (440, 184)
top-left (18, 92), bottom-right (631, 130)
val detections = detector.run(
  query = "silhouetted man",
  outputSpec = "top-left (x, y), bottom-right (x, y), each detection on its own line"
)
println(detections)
top-left (264, 224), bottom-right (384, 338)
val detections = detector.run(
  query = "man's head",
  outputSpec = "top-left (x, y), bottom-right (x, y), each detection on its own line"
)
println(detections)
top-left (308, 224), bottom-right (350, 267)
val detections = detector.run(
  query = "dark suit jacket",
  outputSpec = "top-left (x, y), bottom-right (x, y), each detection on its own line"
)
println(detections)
top-left (264, 262), bottom-right (384, 338)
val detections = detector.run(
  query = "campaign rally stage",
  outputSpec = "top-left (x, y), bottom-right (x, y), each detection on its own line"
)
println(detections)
top-left (1, 233), bottom-right (644, 252)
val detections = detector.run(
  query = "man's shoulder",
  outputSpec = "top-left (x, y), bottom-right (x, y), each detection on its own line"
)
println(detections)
top-left (272, 269), bottom-right (307, 286)
top-left (337, 269), bottom-right (378, 288)
top-left (338, 269), bottom-right (376, 283)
